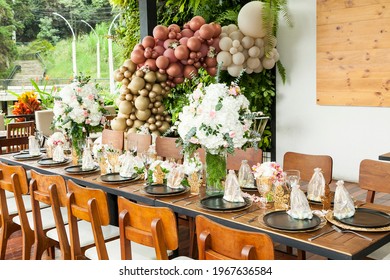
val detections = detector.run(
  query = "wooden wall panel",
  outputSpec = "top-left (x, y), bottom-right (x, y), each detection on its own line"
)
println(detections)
top-left (317, 0), bottom-right (390, 106)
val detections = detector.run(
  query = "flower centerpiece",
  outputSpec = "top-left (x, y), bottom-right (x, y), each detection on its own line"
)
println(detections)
top-left (252, 161), bottom-right (284, 202)
top-left (11, 91), bottom-right (42, 122)
top-left (52, 75), bottom-right (106, 164)
top-left (176, 81), bottom-right (256, 196)
top-left (46, 131), bottom-right (67, 158)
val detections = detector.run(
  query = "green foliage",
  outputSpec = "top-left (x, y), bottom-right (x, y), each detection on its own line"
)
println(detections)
top-left (37, 17), bottom-right (60, 44)
top-left (0, 0), bottom-right (17, 73)
top-left (30, 78), bottom-right (56, 109)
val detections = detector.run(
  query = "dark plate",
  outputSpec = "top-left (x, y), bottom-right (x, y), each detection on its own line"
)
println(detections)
top-left (144, 184), bottom-right (187, 195)
top-left (263, 211), bottom-right (322, 231)
top-left (37, 158), bottom-right (69, 166)
top-left (334, 208), bottom-right (390, 228)
top-left (241, 186), bottom-right (258, 192)
top-left (100, 173), bottom-right (138, 183)
top-left (64, 165), bottom-right (99, 174)
top-left (13, 153), bottom-right (42, 160)
top-left (21, 148), bottom-right (46, 154)
top-left (200, 195), bottom-right (249, 211)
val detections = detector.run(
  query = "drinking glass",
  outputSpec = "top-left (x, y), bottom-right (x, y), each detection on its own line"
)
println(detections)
top-left (128, 140), bottom-right (138, 156)
top-left (284, 169), bottom-right (301, 188)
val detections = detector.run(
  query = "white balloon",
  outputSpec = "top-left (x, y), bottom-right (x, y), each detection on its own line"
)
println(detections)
top-left (247, 57), bottom-right (261, 69)
top-left (219, 36), bottom-right (233, 51)
top-left (262, 57), bottom-right (276, 69)
top-left (255, 38), bottom-right (264, 48)
top-left (241, 36), bottom-right (255, 49)
top-left (237, 1), bottom-right (266, 38)
top-left (217, 51), bottom-right (233, 67)
top-left (227, 64), bottom-right (244, 77)
top-left (248, 46), bottom-right (261, 57)
top-left (253, 63), bottom-right (264, 73)
top-left (232, 52), bottom-right (245, 65)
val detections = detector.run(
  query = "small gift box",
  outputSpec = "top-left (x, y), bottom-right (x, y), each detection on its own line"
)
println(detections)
top-left (223, 170), bottom-right (244, 203)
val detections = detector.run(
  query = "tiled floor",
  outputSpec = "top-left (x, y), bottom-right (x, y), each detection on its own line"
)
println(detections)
top-left (4, 180), bottom-right (390, 260)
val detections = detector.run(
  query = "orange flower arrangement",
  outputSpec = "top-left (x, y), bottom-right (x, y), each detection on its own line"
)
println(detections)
top-left (12, 91), bottom-right (42, 121)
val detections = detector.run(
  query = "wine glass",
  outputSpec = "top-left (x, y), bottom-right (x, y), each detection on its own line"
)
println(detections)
top-left (284, 169), bottom-right (300, 188)
top-left (140, 151), bottom-right (153, 180)
top-left (128, 140), bottom-right (138, 156)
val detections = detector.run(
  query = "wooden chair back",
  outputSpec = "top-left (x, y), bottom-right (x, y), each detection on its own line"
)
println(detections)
top-left (0, 137), bottom-right (29, 154)
top-left (66, 180), bottom-right (111, 260)
top-left (117, 196), bottom-right (179, 260)
top-left (6, 120), bottom-right (35, 152)
top-left (227, 148), bottom-right (263, 170)
top-left (0, 162), bottom-right (29, 259)
top-left (283, 151), bottom-right (333, 185)
top-left (101, 129), bottom-right (124, 151)
top-left (125, 132), bottom-right (152, 154)
top-left (359, 159), bottom-right (390, 203)
top-left (195, 215), bottom-right (274, 260)
top-left (29, 170), bottom-right (70, 259)
top-left (155, 136), bottom-right (183, 163)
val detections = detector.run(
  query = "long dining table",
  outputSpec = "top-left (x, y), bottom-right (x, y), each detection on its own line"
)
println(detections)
top-left (1, 152), bottom-right (390, 260)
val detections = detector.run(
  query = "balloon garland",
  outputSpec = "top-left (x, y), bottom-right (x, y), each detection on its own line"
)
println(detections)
top-left (112, 1), bottom-right (279, 136)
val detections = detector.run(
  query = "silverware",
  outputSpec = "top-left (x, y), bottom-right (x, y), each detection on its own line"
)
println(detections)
top-left (331, 225), bottom-right (373, 241)
top-left (184, 200), bottom-right (196, 206)
top-left (308, 228), bottom-right (335, 242)
top-left (170, 194), bottom-right (198, 204)
top-left (232, 208), bottom-right (259, 219)
top-left (247, 216), bottom-right (258, 223)
top-left (132, 188), bottom-right (141, 192)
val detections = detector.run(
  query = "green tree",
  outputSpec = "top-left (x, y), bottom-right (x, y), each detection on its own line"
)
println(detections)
top-left (0, 0), bottom-right (17, 74)
top-left (37, 17), bottom-right (60, 44)
top-left (11, 0), bottom-right (37, 42)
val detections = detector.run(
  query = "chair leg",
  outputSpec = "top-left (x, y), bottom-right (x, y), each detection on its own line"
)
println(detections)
top-left (188, 216), bottom-right (197, 259)
top-left (297, 249), bottom-right (306, 260)
top-left (21, 230), bottom-right (35, 260)
top-left (0, 221), bottom-right (20, 260)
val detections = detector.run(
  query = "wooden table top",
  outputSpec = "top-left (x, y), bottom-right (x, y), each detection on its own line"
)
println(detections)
top-left (1, 152), bottom-right (390, 260)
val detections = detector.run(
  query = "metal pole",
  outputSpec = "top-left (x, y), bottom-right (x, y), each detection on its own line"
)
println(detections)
top-left (108, 13), bottom-right (121, 94)
top-left (81, 20), bottom-right (100, 79)
top-left (53, 12), bottom-right (77, 79)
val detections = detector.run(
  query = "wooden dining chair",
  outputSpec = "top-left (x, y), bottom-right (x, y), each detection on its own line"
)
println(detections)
top-left (101, 128), bottom-right (125, 151)
top-left (155, 136), bottom-right (183, 163)
top-left (282, 151), bottom-right (333, 259)
top-left (66, 180), bottom-right (120, 260)
top-left (0, 137), bottom-right (29, 154)
top-left (84, 196), bottom-right (192, 260)
top-left (5, 120), bottom-right (35, 153)
top-left (28, 170), bottom-right (70, 260)
top-left (125, 132), bottom-right (152, 154)
top-left (196, 215), bottom-right (274, 260)
top-left (359, 159), bottom-right (390, 260)
top-left (283, 151), bottom-right (333, 185)
top-left (227, 147), bottom-right (263, 170)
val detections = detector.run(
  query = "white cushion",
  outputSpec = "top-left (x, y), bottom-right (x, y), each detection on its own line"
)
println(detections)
top-left (5, 190), bottom-right (14, 199)
top-left (84, 238), bottom-right (183, 260)
top-left (46, 221), bottom-right (119, 248)
top-left (84, 238), bottom-right (157, 260)
top-left (7, 195), bottom-right (36, 215)
top-left (12, 206), bottom-right (68, 230)
top-left (367, 242), bottom-right (390, 259)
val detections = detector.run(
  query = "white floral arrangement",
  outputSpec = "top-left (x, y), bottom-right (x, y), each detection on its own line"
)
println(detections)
top-left (183, 152), bottom-right (203, 176)
top-left (176, 82), bottom-right (254, 155)
top-left (47, 132), bottom-right (66, 146)
top-left (52, 76), bottom-right (106, 147)
top-left (252, 161), bottom-right (284, 186)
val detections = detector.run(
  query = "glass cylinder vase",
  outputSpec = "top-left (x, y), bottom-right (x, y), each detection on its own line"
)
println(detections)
top-left (205, 150), bottom-right (227, 196)
top-left (71, 138), bottom-right (86, 165)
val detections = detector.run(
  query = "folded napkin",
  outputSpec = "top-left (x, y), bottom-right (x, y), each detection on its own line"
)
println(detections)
top-left (223, 170), bottom-right (245, 203)
top-left (166, 165), bottom-right (185, 189)
top-left (82, 147), bottom-right (95, 171)
top-left (287, 185), bottom-right (313, 219)
top-left (52, 144), bottom-right (65, 162)
top-left (307, 167), bottom-right (325, 202)
top-left (333, 180), bottom-right (355, 219)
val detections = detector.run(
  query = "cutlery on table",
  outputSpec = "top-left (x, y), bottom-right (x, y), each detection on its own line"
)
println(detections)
top-left (232, 208), bottom-right (259, 219)
top-left (308, 228), bottom-right (335, 242)
top-left (247, 216), bottom-right (258, 223)
top-left (170, 194), bottom-right (198, 204)
top-left (331, 225), bottom-right (373, 241)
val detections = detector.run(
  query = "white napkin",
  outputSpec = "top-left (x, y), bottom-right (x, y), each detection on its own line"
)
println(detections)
top-left (223, 170), bottom-right (245, 203)
top-left (307, 168), bottom-right (326, 202)
top-left (81, 147), bottom-right (95, 171)
top-left (52, 144), bottom-right (64, 162)
top-left (287, 185), bottom-right (313, 219)
top-left (119, 151), bottom-right (136, 178)
top-left (333, 180), bottom-right (355, 219)
top-left (166, 165), bottom-right (185, 189)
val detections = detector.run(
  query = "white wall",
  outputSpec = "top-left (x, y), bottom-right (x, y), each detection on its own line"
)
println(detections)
top-left (275, 0), bottom-right (390, 182)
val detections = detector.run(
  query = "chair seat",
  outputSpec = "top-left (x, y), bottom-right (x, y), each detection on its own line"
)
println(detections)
top-left (367, 243), bottom-right (390, 259)
top-left (5, 190), bottom-right (14, 199)
top-left (12, 206), bottom-right (68, 230)
top-left (46, 221), bottom-right (119, 248)
top-left (84, 238), bottom-right (174, 260)
top-left (7, 195), bottom-right (48, 215)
